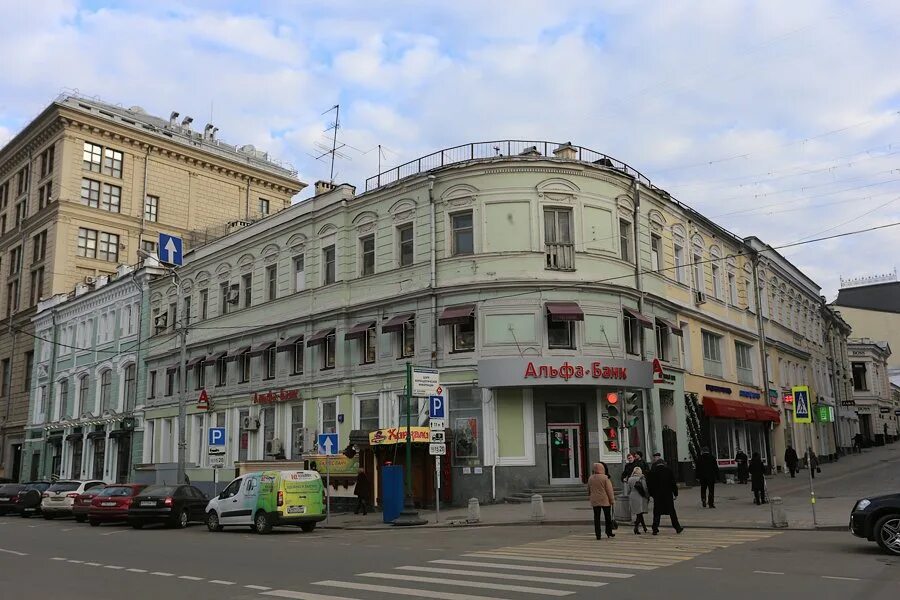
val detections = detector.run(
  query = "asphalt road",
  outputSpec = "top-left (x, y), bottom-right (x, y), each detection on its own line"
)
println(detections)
top-left (1, 515), bottom-right (898, 599)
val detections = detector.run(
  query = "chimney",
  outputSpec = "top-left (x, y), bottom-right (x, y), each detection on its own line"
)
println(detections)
top-left (169, 111), bottom-right (179, 127)
top-left (315, 180), bottom-right (337, 196)
top-left (519, 146), bottom-right (541, 157)
top-left (553, 142), bottom-right (578, 160)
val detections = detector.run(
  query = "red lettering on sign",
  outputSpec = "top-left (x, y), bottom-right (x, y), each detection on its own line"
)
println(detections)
top-left (574, 365), bottom-right (584, 378)
top-left (538, 366), bottom-right (550, 377)
top-left (524, 362), bottom-right (538, 378)
top-left (592, 362), bottom-right (602, 378)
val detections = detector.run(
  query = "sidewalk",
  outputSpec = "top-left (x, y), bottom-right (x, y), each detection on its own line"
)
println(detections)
top-left (327, 442), bottom-right (900, 531)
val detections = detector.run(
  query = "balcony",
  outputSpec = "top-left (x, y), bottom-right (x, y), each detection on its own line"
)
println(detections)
top-left (546, 243), bottom-right (575, 271)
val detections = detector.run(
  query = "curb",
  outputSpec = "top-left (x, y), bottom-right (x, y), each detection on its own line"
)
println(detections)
top-left (329, 519), bottom-right (839, 532)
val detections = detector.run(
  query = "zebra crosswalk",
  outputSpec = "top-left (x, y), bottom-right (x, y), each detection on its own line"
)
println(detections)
top-left (261, 529), bottom-right (781, 600)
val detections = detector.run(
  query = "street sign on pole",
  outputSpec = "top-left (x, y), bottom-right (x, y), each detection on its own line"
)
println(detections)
top-left (429, 418), bottom-right (445, 431)
top-left (318, 433), bottom-right (338, 455)
top-left (429, 443), bottom-right (446, 456)
top-left (429, 395), bottom-right (445, 419)
top-left (429, 430), bottom-right (446, 443)
top-left (208, 427), bottom-right (226, 447)
top-left (158, 233), bottom-right (184, 266)
top-left (208, 455), bottom-right (225, 468)
top-left (412, 366), bottom-right (440, 397)
top-left (792, 386), bottom-right (812, 424)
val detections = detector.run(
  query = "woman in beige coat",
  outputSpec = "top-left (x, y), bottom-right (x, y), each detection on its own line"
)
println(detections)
top-left (587, 462), bottom-right (616, 539)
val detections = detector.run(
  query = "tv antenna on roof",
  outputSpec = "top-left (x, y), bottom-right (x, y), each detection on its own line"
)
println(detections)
top-left (314, 104), bottom-right (347, 183)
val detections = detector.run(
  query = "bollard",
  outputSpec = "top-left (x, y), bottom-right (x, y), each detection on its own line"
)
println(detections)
top-left (614, 493), bottom-right (632, 523)
top-left (467, 497), bottom-right (481, 523)
top-left (769, 496), bottom-right (788, 528)
top-left (530, 494), bottom-right (545, 521)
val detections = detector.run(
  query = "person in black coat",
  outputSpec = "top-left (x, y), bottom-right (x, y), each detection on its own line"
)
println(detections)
top-left (749, 452), bottom-right (767, 505)
top-left (695, 447), bottom-right (719, 508)
top-left (734, 448), bottom-right (749, 484)
top-left (646, 453), bottom-right (683, 535)
top-left (353, 469), bottom-right (371, 516)
top-left (784, 445), bottom-right (799, 478)
top-left (633, 451), bottom-right (650, 476)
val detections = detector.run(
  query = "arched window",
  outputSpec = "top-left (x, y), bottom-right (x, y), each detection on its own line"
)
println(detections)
top-left (124, 364), bottom-right (137, 412)
top-left (671, 225), bottom-right (687, 284)
top-left (709, 246), bottom-right (722, 300)
top-left (100, 370), bottom-right (112, 413)
top-left (78, 374), bottom-right (90, 415)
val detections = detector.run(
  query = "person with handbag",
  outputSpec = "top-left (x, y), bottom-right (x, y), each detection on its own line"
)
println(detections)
top-left (587, 462), bottom-right (616, 540)
top-left (626, 466), bottom-right (650, 534)
top-left (805, 448), bottom-right (820, 478)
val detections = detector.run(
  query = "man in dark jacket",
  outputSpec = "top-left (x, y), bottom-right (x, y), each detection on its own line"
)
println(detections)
top-left (696, 447), bottom-right (719, 508)
top-left (734, 448), bottom-right (749, 484)
top-left (633, 451), bottom-right (650, 476)
top-left (353, 469), bottom-right (371, 516)
top-left (784, 445), bottom-right (799, 478)
top-left (647, 452), bottom-right (683, 535)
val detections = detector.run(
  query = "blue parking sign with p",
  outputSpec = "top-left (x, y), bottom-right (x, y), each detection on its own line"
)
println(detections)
top-left (429, 396), bottom-right (445, 419)
top-left (208, 427), bottom-right (226, 446)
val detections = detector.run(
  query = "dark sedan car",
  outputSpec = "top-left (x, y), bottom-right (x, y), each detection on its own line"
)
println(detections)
top-left (850, 492), bottom-right (900, 555)
top-left (0, 483), bottom-right (26, 515)
top-left (88, 484), bottom-right (147, 526)
top-left (72, 485), bottom-right (106, 523)
top-left (15, 482), bottom-right (52, 517)
top-left (128, 485), bottom-right (209, 529)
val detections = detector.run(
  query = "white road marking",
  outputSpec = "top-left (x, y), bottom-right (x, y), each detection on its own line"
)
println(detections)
top-left (104, 565), bottom-right (125, 570)
top-left (314, 581), bottom-right (511, 600)
top-left (151, 572), bottom-right (174, 577)
top-left (245, 585), bottom-right (272, 591)
top-left (397, 566), bottom-right (606, 587)
top-left (85, 562), bottom-right (102, 567)
top-left (127, 568), bottom-right (148, 573)
top-left (68, 560), bottom-right (84, 564)
top-left (263, 591), bottom-right (361, 600)
top-left (0, 548), bottom-right (28, 556)
top-left (179, 575), bottom-right (204, 581)
top-left (464, 552), bottom-right (655, 570)
top-left (432, 559), bottom-right (624, 578)
top-left (209, 580), bottom-right (236, 585)
top-left (101, 530), bottom-right (128, 536)
top-left (696, 567), bottom-right (724, 571)
top-left (754, 571), bottom-right (784, 575)
top-left (51, 557), bottom-right (67, 561)
top-left (28, 525), bottom-right (37, 528)
top-left (358, 572), bottom-right (572, 596)
top-left (61, 529), bottom-right (73, 532)
top-left (822, 576), bottom-right (861, 581)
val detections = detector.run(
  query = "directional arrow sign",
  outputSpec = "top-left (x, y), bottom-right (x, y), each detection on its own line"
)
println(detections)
top-left (158, 233), bottom-right (183, 266)
top-left (318, 433), bottom-right (338, 456)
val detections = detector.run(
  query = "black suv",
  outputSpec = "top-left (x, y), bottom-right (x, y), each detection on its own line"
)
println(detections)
top-left (850, 492), bottom-right (900, 555)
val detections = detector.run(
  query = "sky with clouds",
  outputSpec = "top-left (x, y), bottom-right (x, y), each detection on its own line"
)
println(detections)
top-left (2, 0), bottom-right (899, 298)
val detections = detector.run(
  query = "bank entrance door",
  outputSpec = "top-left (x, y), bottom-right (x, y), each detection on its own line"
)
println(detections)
top-left (548, 425), bottom-right (582, 484)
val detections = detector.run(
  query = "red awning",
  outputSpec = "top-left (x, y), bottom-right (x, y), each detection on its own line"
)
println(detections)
top-left (545, 302), bottom-right (584, 321)
top-left (438, 304), bottom-right (475, 326)
top-left (703, 397), bottom-right (781, 424)
top-left (658, 318), bottom-right (683, 336)
top-left (382, 313), bottom-right (415, 333)
top-left (345, 321), bottom-right (376, 341)
top-left (624, 307), bottom-right (653, 329)
top-left (277, 334), bottom-right (304, 352)
top-left (306, 328), bottom-right (335, 347)
top-left (185, 355), bottom-right (206, 368)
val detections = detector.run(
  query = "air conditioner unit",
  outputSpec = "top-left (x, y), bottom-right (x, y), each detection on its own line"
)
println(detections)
top-left (227, 284), bottom-right (241, 305)
top-left (84, 276), bottom-right (96, 285)
top-left (694, 290), bottom-right (707, 305)
top-left (242, 416), bottom-right (260, 431)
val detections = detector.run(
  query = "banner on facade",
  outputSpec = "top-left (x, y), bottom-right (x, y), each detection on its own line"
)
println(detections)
top-left (478, 357), bottom-right (653, 388)
top-left (369, 427), bottom-right (431, 445)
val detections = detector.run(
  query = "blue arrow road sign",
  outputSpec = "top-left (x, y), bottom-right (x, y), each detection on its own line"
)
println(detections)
top-left (429, 395), bottom-right (445, 419)
top-left (208, 427), bottom-right (226, 446)
top-left (158, 233), bottom-right (183, 266)
top-left (318, 433), bottom-right (338, 455)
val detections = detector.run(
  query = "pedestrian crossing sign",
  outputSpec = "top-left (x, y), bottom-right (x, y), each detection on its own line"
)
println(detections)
top-left (791, 385), bottom-right (812, 423)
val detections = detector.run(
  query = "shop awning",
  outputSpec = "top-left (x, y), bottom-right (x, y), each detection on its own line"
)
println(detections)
top-left (249, 341), bottom-right (275, 356)
top-left (307, 328), bottom-right (335, 347)
top-left (382, 313), bottom-right (415, 333)
top-left (438, 304), bottom-right (475, 326)
top-left (86, 431), bottom-right (107, 440)
top-left (201, 351), bottom-right (227, 366)
top-left (703, 397), bottom-right (781, 424)
top-left (225, 346), bottom-right (251, 362)
top-left (277, 334), bottom-right (305, 352)
top-left (345, 321), bottom-right (376, 341)
top-left (185, 355), bottom-right (206, 369)
top-left (65, 433), bottom-right (83, 443)
top-left (108, 429), bottom-right (131, 439)
top-left (545, 302), bottom-right (584, 322)
top-left (624, 307), bottom-right (654, 329)
top-left (658, 318), bottom-right (683, 336)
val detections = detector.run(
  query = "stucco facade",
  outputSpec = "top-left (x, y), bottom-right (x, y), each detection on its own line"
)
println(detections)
top-left (847, 339), bottom-right (895, 443)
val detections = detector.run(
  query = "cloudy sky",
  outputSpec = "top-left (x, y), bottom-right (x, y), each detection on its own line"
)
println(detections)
top-left (2, 0), bottom-right (899, 297)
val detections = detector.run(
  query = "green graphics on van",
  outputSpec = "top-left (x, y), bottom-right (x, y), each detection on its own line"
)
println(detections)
top-left (280, 471), bottom-right (325, 517)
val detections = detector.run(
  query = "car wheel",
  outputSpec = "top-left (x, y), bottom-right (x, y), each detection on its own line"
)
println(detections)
top-left (176, 509), bottom-right (189, 529)
top-left (89, 519), bottom-right (100, 527)
top-left (300, 522), bottom-right (316, 533)
top-left (254, 511), bottom-right (272, 535)
top-left (206, 511), bottom-right (223, 532)
top-left (74, 515), bottom-right (86, 523)
top-left (130, 521), bottom-right (144, 530)
top-left (874, 514), bottom-right (900, 556)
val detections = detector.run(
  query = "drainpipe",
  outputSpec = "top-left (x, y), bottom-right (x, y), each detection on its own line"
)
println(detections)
top-left (751, 250), bottom-right (776, 473)
top-left (428, 176), bottom-right (437, 369)
top-left (631, 178), bottom-right (654, 457)
top-left (139, 147), bottom-right (150, 252)
top-left (827, 322), bottom-right (843, 455)
top-left (245, 178), bottom-right (251, 221)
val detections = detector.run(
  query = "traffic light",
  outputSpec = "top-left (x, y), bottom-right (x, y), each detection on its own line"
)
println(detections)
top-left (625, 392), bottom-right (643, 427)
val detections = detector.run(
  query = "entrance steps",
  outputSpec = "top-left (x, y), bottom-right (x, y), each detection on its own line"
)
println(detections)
top-left (505, 484), bottom-right (589, 503)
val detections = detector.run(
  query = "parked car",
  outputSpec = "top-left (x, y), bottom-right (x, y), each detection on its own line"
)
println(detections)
top-left (72, 485), bottom-right (107, 523)
top-left (850, 492), bottom-right (900, 556)
top-left (88, 484), bottom-right (147, 526)
top-left (205, 470), bottom-right (326, 534)
top-left (0, 483), bottom-right (26, 515)
top-left (41, 480), bottom-right (106, 519)
top-left (15, 482), bottom-right (52, 517)
top-left (128, 485), bottom-right (209, 529)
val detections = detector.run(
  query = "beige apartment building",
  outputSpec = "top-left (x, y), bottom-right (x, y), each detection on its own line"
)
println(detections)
top-left (0, 94), bottom-right (303, 479)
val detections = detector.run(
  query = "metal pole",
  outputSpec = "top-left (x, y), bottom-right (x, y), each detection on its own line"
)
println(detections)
top-left (213, 466), bottom-right (218, 497)
top-left (326, 454), bottom-right (331, 526)
top-left (435, 455), bottom-right (441, 523)
top-left (807, 426), bottom-right (817, 527)
top-left (176, 275), bottom-right (188, 486)
top-left (405, 362), bottom-right (413, 498)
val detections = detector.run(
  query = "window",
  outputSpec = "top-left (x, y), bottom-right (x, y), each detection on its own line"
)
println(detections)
top-left (168, 302), bottom-right (177, 332)
top-left (293, 255), bottom-right (305, 292)
top-left (6, 280), bottom-right (19, 316)
top-left (401, 320), bottom-right (415, 358)
top-left (292, 340), bottom-right (304, 375)
top-left (266, 265), bottom-right (277, 301)
top-left (451, 211), bottom-right (474, 256)
top-left (265, 347), bottom-right (277, 379)
top-left (144, 195), bottom-right (158, 222)
top-left (29, 267), bottom-right (44, 306)
top-left (194, 362), bottom-right (206, 391)
top-left (702, 331), bottom-right (723, 377)
top-left (398, 224), bottom-right (414, 266)
top-left (624, 311), bottom-right (640, 355)
top-left (38, 182), bottom-right (52, 209)
top-left (99, 370), bottom-right (112, 412)
top-left (362, 325), bottom-right (376, 364)
top-left (15, 165), bottom-right (29, 197)
top-left (166, 369), bottom-right (176, 396)
top-left (449, 386), bottom-right (482, 464)
top-left (650, 234), bottom-right (662, 271)
top-left (728, 273), bottom-right (737, 305)
top-left (59, 379), bottom-right (69, 418)
top-left (23, 351), bottom-right (34, 394)
top-left (79, 375), bottom-right (90, 411)
top-left (322, 332), bottom-right (336, 369)
top-left (619, 219), bottom-right (633, 263)
top-left (735, 342), bottom-right (754, 385)
top-left (199, 289), bottom-right (208, 320)
top-left (142, 240), bottom-right (158, 255)
top-left (323, 245), bottom-right (336, 284)
top-left (239, 352), bottom-right (251, 383)
top-left (321, 400), bottom-right (337, 434)
top-left (102, 148), bottom-right (123, 178)
top-left (291, 405), bottom-right (305, 459)
top-left (852, 362), bottom-right (867, 391)
top-left (219, 282), bottom-right (230, 315)
top-left (359, 397), bottom-right (379, 431)
top-left (182, 297), bottom-right (191, 327)
top-left (83, 142), bottom-right (102, 172)
top-left (0, 181), bottom-right (6, 210)
top-left (547, 318), bottom-right (575, 350)
top-left (655, 320), bottom-right (670, 362)
top-left (360, 234), bottom-right (375, 276)
top-left (32, 231), bottom-right (47, 262)
top-left (100, 183), bottom-right (121, 212)
top-left (242, 273), bottom-right (252, 308)
top-left (711, 263), bottom-right (722, 299)
top-left (14, 200), bottom-right (26, 226)
top-left (124, 364), bottom-right (136, 411)
top-left (259, 198), bottom-right (270, 216)
top-left (216, 356), bottom-right (227, 387)
top-left (0, 358), bottom-right (9, 398)
top-left (40, 145), bottom-right (54, 178)
top-left (453, 320), bottom-right (475, 352)
top-left (693, 253), bottom-right (704, 293)
top-left (81, 178), bottom-right (101, 207)
top-left (745, 278), bottom-right (756, 312)
top-left (9, 245), bottom-right (22, 275)
top-left (544, 207), bottom-right (574, 270)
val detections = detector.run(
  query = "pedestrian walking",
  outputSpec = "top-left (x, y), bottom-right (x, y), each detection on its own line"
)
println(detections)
top-left (587, 462), bottom-right (616, 540)
top-left (353, 469), bottom-right (370, 516)
top-left (626, 466), bottom-right (650, 534)
top-left (784, 444), bottom-right (799, 478)
top-left (853, 432), bottom-right (864, 453)
top-left (633, 450), bottom-right (650, 475)
top-left (647, 452), bottom-right (683, 535)
top-left (805, 448), bottom-right (820, 479)
top-left (749, 452), bottom-right (767, 505)
top-left (734, 448), bottom-right (749, 484)
top-left (621, 452), bottom-right (636, 483)
top-left (696, 447), bottom-right (719, 508)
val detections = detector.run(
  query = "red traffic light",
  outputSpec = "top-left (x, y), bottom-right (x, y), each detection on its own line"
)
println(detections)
top-left (606, 392), bottom-right (618, 405)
